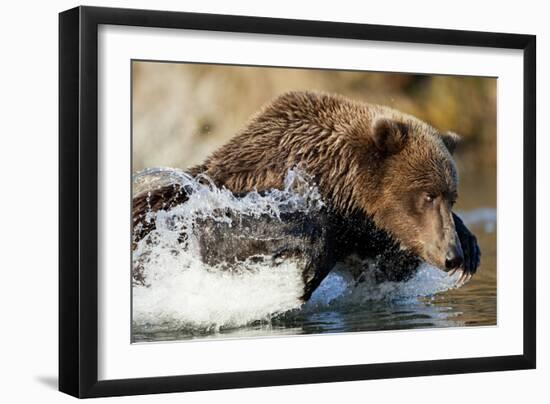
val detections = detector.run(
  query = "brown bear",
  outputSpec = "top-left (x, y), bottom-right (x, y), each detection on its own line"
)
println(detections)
top-left (133, 91), bottom-right (480, 299)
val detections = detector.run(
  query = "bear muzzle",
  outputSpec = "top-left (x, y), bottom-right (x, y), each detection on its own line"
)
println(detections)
top-left (445, 242), bottom-right (464, 271)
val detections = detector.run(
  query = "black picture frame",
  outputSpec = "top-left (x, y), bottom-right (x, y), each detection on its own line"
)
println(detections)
top-left (59, 5), bottom-right (536, 398)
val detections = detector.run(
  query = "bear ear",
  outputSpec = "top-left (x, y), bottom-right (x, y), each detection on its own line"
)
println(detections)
top-left (440, 131), bottom-right (461, 155)
top-left (371, 118), bottom-right (409, 155)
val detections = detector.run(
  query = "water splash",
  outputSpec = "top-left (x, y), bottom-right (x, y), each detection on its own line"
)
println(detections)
top-left (132, 168), bottom-right (323, 333)
top-left (132, 168), bottom-right (463, 335)
top-left (306, 263), bottom-right (462, 311)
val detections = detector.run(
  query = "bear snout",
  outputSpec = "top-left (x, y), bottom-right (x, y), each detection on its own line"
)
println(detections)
top-left (444, 240), bottom-right (464, 271)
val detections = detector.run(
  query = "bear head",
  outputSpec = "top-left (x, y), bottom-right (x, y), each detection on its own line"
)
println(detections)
top-left (352, 116), bottom-right (464, 272)
top-left (194, 91), bottom-right (468, 274)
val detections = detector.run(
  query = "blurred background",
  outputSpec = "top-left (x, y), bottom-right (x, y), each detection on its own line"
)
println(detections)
top-left (132, 61), bottom-right (497, 328)
top-left (132, 61), bottom-right (496, 172)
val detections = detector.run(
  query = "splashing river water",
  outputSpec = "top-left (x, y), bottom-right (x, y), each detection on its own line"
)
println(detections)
top-left (132, 168), bottom-right (497, 342)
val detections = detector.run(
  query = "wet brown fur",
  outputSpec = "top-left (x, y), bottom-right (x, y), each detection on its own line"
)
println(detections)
top-left (185, 91), bottom-right (460, 267)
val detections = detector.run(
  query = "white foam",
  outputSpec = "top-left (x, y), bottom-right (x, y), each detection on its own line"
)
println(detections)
top-left (306, 263), bottom-right (461, 312)
top-left (133, 255), bottom-right (305, 332)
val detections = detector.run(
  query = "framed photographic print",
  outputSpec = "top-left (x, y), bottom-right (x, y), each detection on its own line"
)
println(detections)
top-left (59, 5), bottom-right (536, 398)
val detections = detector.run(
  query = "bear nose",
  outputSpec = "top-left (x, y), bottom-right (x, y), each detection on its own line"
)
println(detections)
top-left (445, 247), bottom-right (463, 270)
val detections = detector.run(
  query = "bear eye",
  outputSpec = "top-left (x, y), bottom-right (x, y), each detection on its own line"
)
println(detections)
top-left (425, 194), bottom-right (436, 203)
